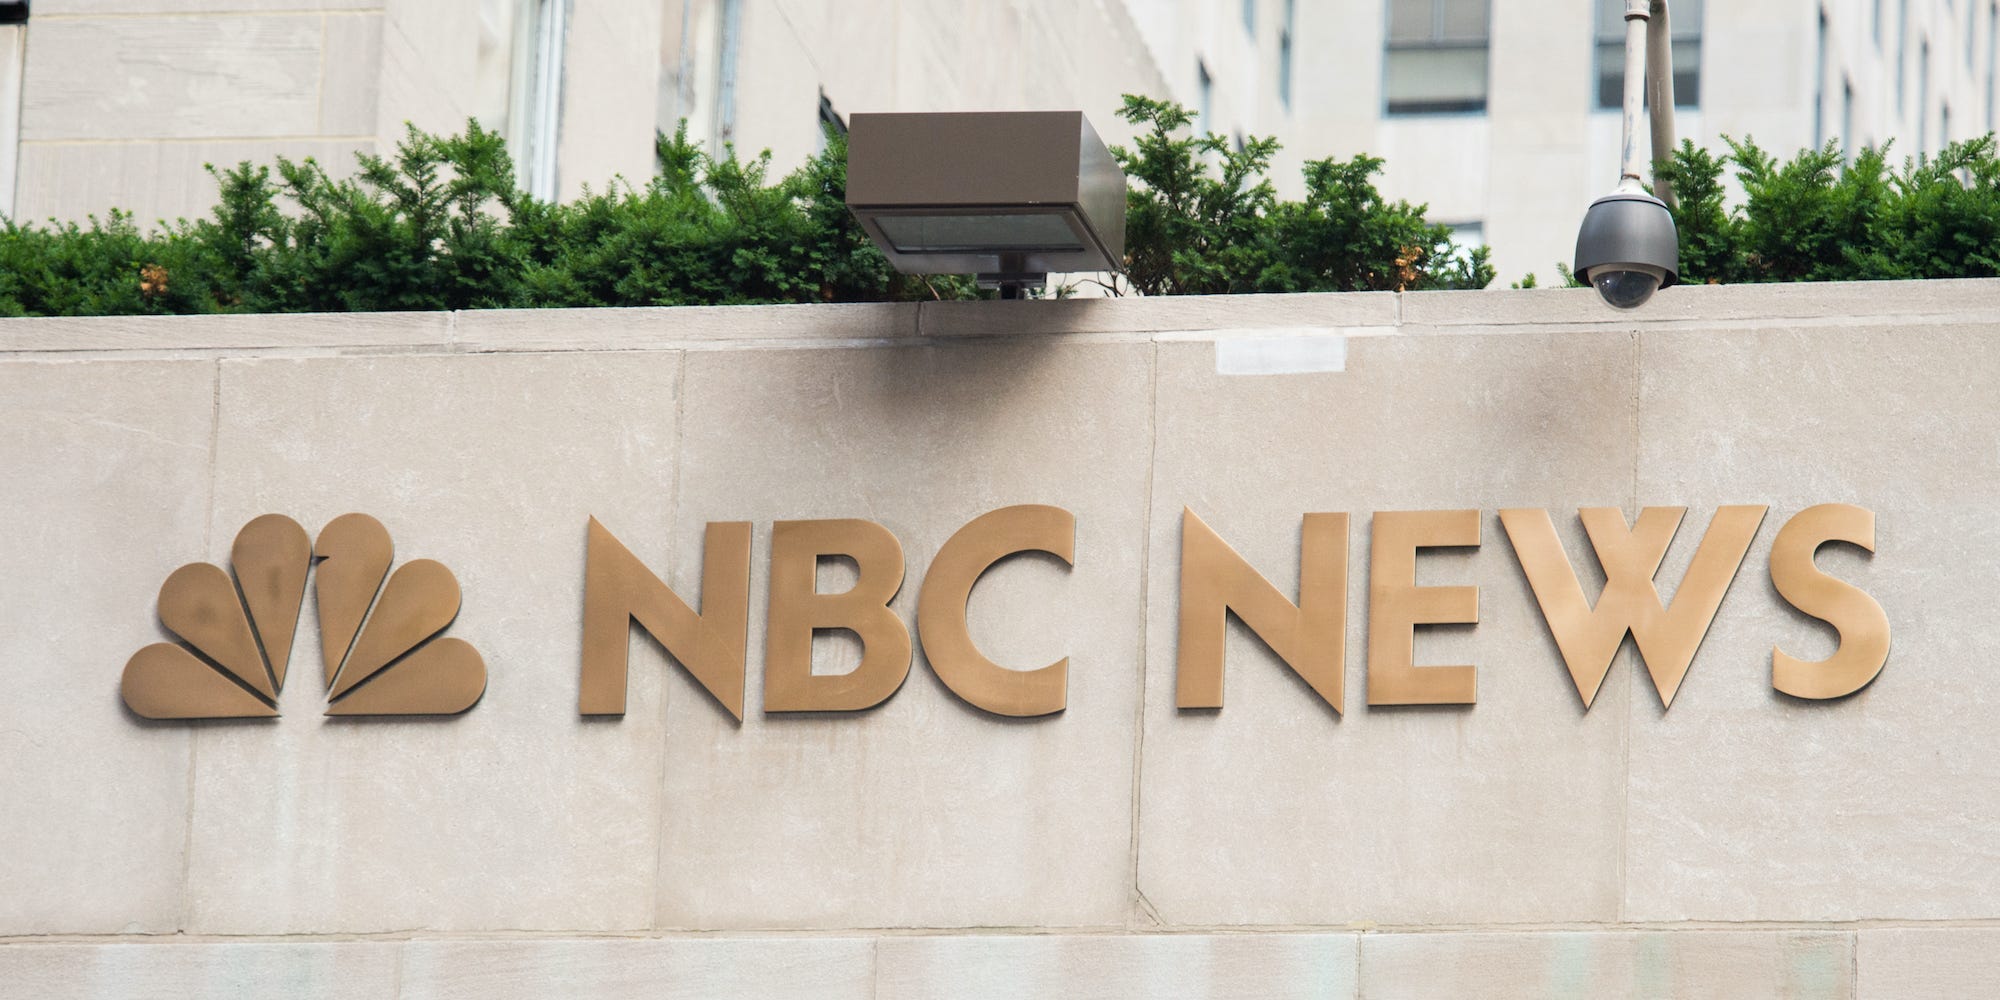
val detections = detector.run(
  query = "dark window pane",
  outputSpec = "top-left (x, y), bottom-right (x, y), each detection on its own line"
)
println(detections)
top-left (1596, 26), bottom-right (1700, 108)
top-left (1198, 60), bottom-right (1214, 133)
top-left (1673, 40), bottom-right (1700, 105)
top-left (1598, 41), bottom-right (1625, 108)
top-left (1388, 0), bottom-right (1433, 42)
top-left (1438, 0), bottom-right (1489, 41)
top-left (1596, 0), bottom-right (1627, 42)
top-left (1385, 0), bottom-right (1490, 113)
top-left (1385, 46), bottom-right (1489, 113)
top-left (1673, 0), bottom-right (1704, 40)
top-left (1675, 67), bottom-right (1699, 107)
top-left (1596, 2), bottom-right (1702, 40)
top-left (1279, 32), bottom-right (1294, 106)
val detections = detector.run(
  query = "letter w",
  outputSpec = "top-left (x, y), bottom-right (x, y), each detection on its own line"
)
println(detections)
top-left (1500, 506), bottom-right (1765, 710)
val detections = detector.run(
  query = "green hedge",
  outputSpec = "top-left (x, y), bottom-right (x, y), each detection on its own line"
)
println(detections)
top-left (1658, 134), bottom-right (2000, 284)
top-left (8, 96), bottom-right (1994, 317)
top-left (0, 97), bottom-right (1491, 317)
top-left (1111, 96), bottom-right (1492, 295)
top-left (0, 120), bottom-right (951, 316)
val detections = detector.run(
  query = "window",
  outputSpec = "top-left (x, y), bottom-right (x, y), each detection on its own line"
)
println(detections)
top-left (1445, 221), bottom-right (1484, 253)
top-left (1919, 40), bottom-right (1929, 157)
top-left (1843, 78), bottom-right (1855, 155)
top-left (475, 4), bottom-right (514, 134)
top-left (1875, 0), bottom-right (1884, 47)
top-left (1243, 0), bottom-right (1257, 36)
top-left (1198, 60), bottom-right (1214, 134)
top-left (1385, 0), bottom-right (1491, 114)
top-left (1815, 8), bottom-right (1828, 147)
top-left (501, 0), bottom-right (568, 202)
top-left (0, 12), bottom-right (22, 220)
top-left (815, 90), bottom-right (846, 154)
top-left (715, 0), bottom-right (743, 146)
top-left (1897, 0), bottom-right (1908, 115)
top-left (1279, 0), bottom-right (1297, 108)
top-left (1970, 0), bottom-right (1980, 66)
top-left (1595, 0), bottom-right (1703, 109)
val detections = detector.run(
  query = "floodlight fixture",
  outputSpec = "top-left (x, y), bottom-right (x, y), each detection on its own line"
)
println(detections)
top-left (1575, 0), bottom-right (1680, 310)
top-left (846, 111), bottom-right (1127, 299)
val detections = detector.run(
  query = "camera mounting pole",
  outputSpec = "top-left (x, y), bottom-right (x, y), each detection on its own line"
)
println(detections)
top-left (1574, 0), bottom-right (1682, 310)
top-left (1619, 0), bottom-right (1679, 207)
top-left (1645, 0), bottom-right (1678, 207)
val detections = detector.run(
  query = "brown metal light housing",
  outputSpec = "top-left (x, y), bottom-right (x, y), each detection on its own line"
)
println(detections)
top-left (845, 111), bottom-right (1127, 297)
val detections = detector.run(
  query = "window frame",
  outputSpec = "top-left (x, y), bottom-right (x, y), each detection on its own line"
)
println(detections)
top-left (1382, 0), bottom-right (1493, 116)
top-left (1198, 59), bottom-right (1215, 135)
top-left (0, 20), bottom-right (22, 220)
top-left (507, 0), bottom-right (568, 202)
top-left (1897, 0), bottom-right (1908, 117)
top-left (1279, 0), bottom-right (1296, 109)
top-left (1814, 6), bottom-right (1828, 147)
top-left (1918, 39), bottom-right (1930, 158)
top-left (1591, 0), bottom-right (1704, 112)
top-left (1988, 2), bottom-right (1997, 134)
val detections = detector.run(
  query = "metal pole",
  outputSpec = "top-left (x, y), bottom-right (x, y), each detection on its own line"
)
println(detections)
top-left (1619, 0), bottom-right (1650, 188)
top-left (1647, 0), bottom-right (1679, 208)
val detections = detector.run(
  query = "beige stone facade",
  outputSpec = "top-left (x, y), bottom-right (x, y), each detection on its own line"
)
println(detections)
top-left (3, 280), bottom-right (2000, 995)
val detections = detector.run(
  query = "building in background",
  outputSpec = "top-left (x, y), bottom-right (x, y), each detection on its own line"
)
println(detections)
top-left (2, 0), bottom-right (1995, 284)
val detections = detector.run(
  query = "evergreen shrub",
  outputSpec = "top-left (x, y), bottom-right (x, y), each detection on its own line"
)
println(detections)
top-left (0, 96), bottom-right (1499, 316)
top-left (1658, 134), bottom-right (2000, 284)
top-left (7, 100), bottom-right (1995, 317)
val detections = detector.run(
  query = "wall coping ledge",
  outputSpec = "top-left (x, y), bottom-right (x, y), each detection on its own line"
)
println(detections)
top-left (4, 277), bottom-right (1995, 357)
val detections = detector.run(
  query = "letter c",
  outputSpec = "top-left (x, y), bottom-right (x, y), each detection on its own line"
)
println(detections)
top-left (917, 505), bottom-right (1076, 717)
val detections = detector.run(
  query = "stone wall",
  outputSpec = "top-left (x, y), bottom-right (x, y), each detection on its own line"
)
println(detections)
top-left (4, 281), bottom-right (1999, 998)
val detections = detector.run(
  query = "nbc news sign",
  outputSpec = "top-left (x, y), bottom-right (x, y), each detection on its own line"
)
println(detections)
top-left (123, 502), bottom-right (1886, 723)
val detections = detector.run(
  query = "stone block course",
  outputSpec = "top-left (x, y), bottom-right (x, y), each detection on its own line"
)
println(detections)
top-left (398, 938), bottom-right (875, 1000)
top-left (1624, 324), bottom-right (2000, 922)
top-left (183, 352), bottom-right (683, 934)
top-left (1136, 330), bottom-right (1636, 927)
top-left (11, 141), bottom-right (371, 230)
top-left (0, 942), bottom-right (400, 1000)
top-left (655, 340), bottom-right (1154, 929)
top-left (875, 933), bottom-right (1358, 1000)
top-left (1358, 930), bottom-right (1853, 999)
top-left (1856, 927), bottom-right (2000, 999)
top-left (23, 16), bottom-right (326, 141)
top-left (0, 360), bottom-right (215, 935)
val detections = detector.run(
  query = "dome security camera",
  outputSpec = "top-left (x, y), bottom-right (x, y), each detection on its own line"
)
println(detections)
top-left (1574, 188), bottom-right (1680, 310)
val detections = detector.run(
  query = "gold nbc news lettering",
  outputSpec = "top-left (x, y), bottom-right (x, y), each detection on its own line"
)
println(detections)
top-left (114, 505), bottom-right (1887, 721)
top-left (580, 503), bottom-right (1890, 720)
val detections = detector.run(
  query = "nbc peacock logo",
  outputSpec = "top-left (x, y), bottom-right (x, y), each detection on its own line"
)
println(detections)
top-left (121, 513), bottom-right (486, 719)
